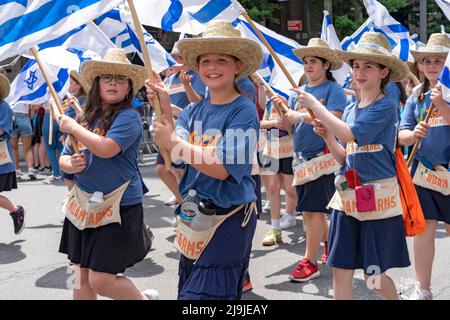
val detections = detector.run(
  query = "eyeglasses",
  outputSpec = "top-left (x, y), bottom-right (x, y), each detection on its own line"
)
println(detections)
top-left (99, 74), bottom-right (129, 84)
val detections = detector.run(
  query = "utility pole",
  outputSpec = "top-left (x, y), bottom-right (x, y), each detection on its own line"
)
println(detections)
top-left (420, 0), bottom-right (427, 42)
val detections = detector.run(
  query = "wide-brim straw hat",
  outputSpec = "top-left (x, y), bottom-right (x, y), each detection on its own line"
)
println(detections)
top-left (336, 32), bottom-right (409, 82)
top-left (177, 20), bottom-right (263, 79)
top-left (293, 38), bottom-right (343, 70)
top-left (410, 33), bottom-right (450, 63)
top-left (171, 41), bottom-right (181, 57)
top-left (70, 70), bottom-right (91, 95)
top-left (81, 48), bottom-right (147, 96)
top-left (0, 73), bottom-right (10, 100)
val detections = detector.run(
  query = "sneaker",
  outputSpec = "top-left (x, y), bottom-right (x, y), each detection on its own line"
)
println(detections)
top-left (43, 166), bottom-right (52, 174)
top-left (409, 282), bottom-right (433, 300)
top-left (289, 258), bottom-right (320, 282)
top-left (43, 175), bottom-right (62, 184)
top-left (164, 196), bottom-right (178, 206)
top-left (262, 229), bottom-right (282, 246)
top-left (242, 273), bottom-right (253, 293)
top-left (262, 201), bottom-right (271, 212)
top-left (280, 214), bottom-right (296, 229)
top-left (28, 168), bottom-right (37, 180)
top-left (15, 169), bottom-right (23, 178)
top-left (10, 206), bottom-right (25, 235)
top-left (142, 288), bottom-right (159, 300)
top-left (321, 241), bottom-right (328, 265)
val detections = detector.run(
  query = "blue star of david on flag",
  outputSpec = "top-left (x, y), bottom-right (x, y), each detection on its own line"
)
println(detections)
top-left (24, 69), bottom-right (37, 90)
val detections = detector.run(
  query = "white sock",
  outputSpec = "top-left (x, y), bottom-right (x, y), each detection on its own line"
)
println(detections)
top-left (285, 212), bottom-right (295, 218)
top-left (271, 218), bottom-right (281, 230)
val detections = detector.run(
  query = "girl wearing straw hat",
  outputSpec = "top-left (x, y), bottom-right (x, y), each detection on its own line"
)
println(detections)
top-left (398, 33), bottom-right (450, 300)
top-left (271, 38), bottom-right (348, 281)
top-left (0, 71), bottom-right (26, 235)
top-left (57, 48), bottom-right (154, 300)
top-left (147, 20), bottom-right (262, 300)
top-left (294, 32), bottom-right (411, 299)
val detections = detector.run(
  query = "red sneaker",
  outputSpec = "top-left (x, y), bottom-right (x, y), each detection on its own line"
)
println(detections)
top-left (321, 241), bottom-right (328, 265)
top-left (242, 273), bottom-right (253, 293)
top-left (289, 258), bottom-right (320, 282)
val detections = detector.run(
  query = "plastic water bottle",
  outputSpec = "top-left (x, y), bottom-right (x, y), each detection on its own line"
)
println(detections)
top-left (88, 191), bottom-right (104, 205)
top-left (180, 189), bottom-right (200, 226)
top-left (191, 199), bottom-right (216, 231)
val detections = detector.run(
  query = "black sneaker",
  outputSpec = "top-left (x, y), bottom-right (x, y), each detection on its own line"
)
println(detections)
top-left (10, 206), bottom-right (25, 235)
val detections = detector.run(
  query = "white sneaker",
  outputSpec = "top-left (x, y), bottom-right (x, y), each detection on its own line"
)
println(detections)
top-left (15, 169), bottom-right (23, 178)
top-left (262, 201), bottom-right (271, 212)
top-left (164, 196), bottom-right (178, 206)
top-left (44, 175), bottom-right (62, 184)
top-left (142, 288), bottom-right (160, 300)
top-left (280, 214), bottom-right (296, 229)
top-left (409, 282), bottom-right (433, 300)
top-left (28, 168), bottom-right (37, 180)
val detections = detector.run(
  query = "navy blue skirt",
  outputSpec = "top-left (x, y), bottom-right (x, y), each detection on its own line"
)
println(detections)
top-left (178, 206), bottom-right (257, 300)
top-left (411, 160), bottom-right (450, 224)
top-left (295, 173), bottom-right (335, 213)
top-left (0, 172), bottom-right (17, 192)
top-left (327, 209), bottom-right (410, 274)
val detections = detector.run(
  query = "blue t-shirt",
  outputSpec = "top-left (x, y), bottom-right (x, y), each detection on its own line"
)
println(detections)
top-left (0, 101), bottom-right (15, 174)
top-left (289, 80), bottom-right (347, 159)
top-left (61, 108), bottom-right (143, 205)
top-left (399, 85), bottom-right (450, 165)
top-left (176, 96), bottom-right (259, 208)
top-left (342, 96), bottom-right (398, 182)
top-left (166, 71), bottom-right (206, 109)
top-left (385, 82), bottom-right (402, 120)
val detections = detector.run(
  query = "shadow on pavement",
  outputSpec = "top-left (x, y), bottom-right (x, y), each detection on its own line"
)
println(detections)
top-left (0, 240), bottom-right (26, 265)
top-left (35, 266), bottom-right (72, 289)
top-left (124, 257), bottom-right (165, 278)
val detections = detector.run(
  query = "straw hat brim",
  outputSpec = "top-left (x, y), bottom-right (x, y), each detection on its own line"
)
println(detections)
top-left (410, 50), bottom-right (448, 64)
top-left (177, 38), bottom-right (263, 79)
top-left (337, 50), bottom-right (409, 82)
top-left (70, 71), bottom-right (91, 95)
top-left (81, 60), bottom-right (147, 95)
top-left (0, 73), bottom-right (10, 100)
top-left (292, 47), bottom-right (343, 70)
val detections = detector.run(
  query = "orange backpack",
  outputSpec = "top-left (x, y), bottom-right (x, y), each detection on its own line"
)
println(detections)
top-left (395, 148), bottom-right (426, 237)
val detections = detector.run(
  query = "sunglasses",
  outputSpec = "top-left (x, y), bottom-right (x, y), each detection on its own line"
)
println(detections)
top-left (99, 74), bottom-right (129, 84)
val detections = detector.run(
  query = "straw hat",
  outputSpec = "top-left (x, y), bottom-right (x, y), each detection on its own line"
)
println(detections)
top-left (336, 32), bottom-right (409, 82)
top-left (177, 20), bottom-right (263, 79)
top-left (70, 70), bottom-right (91, 94)
top-left (81, 48), bottom-right (147, 95)
top-left (410, 33), bottom-right (450, 63)
top-left (0, 73), bottom-right (10, 100)
top-left (292, 38), bottom-right (343, 70)
top-left (171, 41), bottom-right (181, 57)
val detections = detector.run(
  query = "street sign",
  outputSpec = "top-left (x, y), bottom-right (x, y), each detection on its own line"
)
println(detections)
top-left (287, 20), bottom-right (302, 31)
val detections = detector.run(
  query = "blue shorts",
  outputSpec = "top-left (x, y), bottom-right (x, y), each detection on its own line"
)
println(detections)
top-left (12, 113), bottom-right (33, 137)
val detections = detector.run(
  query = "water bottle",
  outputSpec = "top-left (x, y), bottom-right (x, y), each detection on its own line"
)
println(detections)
top-left (292, 152), bottom-right (306, 167)
top-left (180, 189), bottom-right (200, 226)
top-left (334, 173), bottom-right (349, 191)
top-left (191, 199), bottom-right (216, 231)
top-left (89, 191), bottom-right (104, 205)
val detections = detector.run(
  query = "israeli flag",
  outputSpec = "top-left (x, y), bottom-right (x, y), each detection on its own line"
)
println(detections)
top-left (439, 53), bottom-right (450, 102)
top-left (321, 10), bottom-right (351, 86)
top-left (341, 18), bottom-right (372, 52)
top-left (133, 0), bottom-right (245, 35)
top-left (96, 8), bottom-right (176, 73)
top-left (0, 0), bottom-right (123, 60)
top-left (6, 58), bottom-right (69, 106)
top-left (363, 0), bottom-right (415, 62)
top-left (234, 17), bottom-right (303, 98)
top-left (436, 0), bottom-right (450, 21)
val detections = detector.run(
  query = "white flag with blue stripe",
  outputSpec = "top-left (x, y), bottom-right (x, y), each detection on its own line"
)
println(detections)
top-left (234, 17), bottom-right (303, 98)
top-left (96, 7), bottom-right (176, 73)
top-left (321, 10), bottom-right (351, 86)
top-left (133, 0), bottom-right (245, 35)
top-left (436, 0), bottom-right (450, 21)
top-left (439, 53), bottom-right (450, 102)
top-left (6, 58), bottom-right (69, 106)
top-left (363, 0), bottom-right (415, 62)
top-left (0, 0), bottom-right (124, 60)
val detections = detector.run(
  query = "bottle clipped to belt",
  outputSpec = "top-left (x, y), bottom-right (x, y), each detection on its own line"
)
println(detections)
top-left (180, 189), bottom-right (200, 227)
top-left (334, 172), bottom-right (349, 192)
top-left (88, 191), bottom-right (103, 211)
top-left (191, 199), bottom-right (216, 231)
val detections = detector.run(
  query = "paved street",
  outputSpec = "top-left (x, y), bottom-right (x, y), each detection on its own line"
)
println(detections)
top-left (0, 155), bottom-right (449, 300)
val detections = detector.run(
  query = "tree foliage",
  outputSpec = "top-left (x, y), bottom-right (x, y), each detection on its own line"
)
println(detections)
top-left (240, 0), bottom-right (280, 24)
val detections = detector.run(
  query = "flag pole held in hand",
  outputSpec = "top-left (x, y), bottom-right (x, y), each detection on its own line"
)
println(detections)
top-left (30, 47), bottom-right (79, 153)
top-left (406, 103), bottom-right (435, 167)
top-left (127, 0), bottom-right (172, 170)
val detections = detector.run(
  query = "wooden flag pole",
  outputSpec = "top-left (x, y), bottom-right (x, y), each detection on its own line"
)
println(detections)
top-left (406, 103), bottom-right (435, 167)
top-left (30, 47), bottom-right (79, 153)
top-left (241, 13), bottom-right (316, 121)
top-left (127, 0), bottom-right (171, 170)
